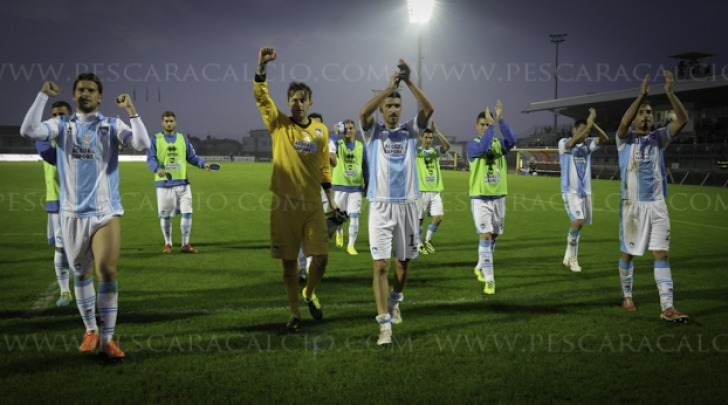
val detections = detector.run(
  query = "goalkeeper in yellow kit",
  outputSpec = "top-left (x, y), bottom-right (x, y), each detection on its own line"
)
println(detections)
top-left (254, 47), bottom-right (342, 332)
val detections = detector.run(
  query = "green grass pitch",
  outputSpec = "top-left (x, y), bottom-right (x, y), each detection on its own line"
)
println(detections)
top-left (0, 161), bottom-right (727, 403)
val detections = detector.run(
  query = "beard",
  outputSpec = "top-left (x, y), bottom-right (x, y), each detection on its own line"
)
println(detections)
top-left (76, 99), bottom-right (97, 114)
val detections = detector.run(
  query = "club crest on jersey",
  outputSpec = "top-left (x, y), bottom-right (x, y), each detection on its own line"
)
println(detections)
top-left (315, 128), bottom-right (323, 138)
top-left (98, 124), bottom-right (110, 137)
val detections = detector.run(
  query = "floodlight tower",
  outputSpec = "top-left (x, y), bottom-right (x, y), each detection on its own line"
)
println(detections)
top-left (550, 33), bottom-right (567, 134)
top-left (407, 0), bottom-right (435, 89)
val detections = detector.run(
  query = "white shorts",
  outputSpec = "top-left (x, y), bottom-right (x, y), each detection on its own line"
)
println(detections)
top-left (62, 212), bottom-right (121, 276)
top-left (620, 199), bottom-right (670, 255)
top-left (563, 193), bottom-right (592, 224)
top-left (156, 185), bottom-right (193, 217)
top-left (471, 198), bottom-right (506, 235)
top-left (368, 201), bottom-right (420, 261)
top-left (418, 191), bottom-right (444, 219)
top-left (47, 212), bottom-right (63, 248)
top-left (334, 190), bottom-right (363, 215)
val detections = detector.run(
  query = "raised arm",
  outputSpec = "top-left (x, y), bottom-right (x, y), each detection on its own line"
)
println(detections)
top-left (430, 119), bottom-right (451, 153)
top-left (593, 123), bottom-right (609, 144)
top-left (495, 100), bottom-right (517, 152)
top-left (253, 47), bottom-right (280, 126)
top-left (399, 59), bottom-right (434, 129)
top-left (617, 75), bottom-right (649, 138)
top-left (115, 94), bottom-right (150, 151)
top-left (466, 107), bottom-right (495, 162)
top-left (20, 82), bottom-right (61, 141)
top-left (565, 108), bottom-right (596, 149)
top-left (664, 70), bottom-right (688, 137)
top-left (359, 73), bottom-right (399, 132)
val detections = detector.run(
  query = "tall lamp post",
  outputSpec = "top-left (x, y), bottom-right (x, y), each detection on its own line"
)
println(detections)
top-left (550, 33), bottom-right (567, 134)
top-left (407, 0), bottom-right (435, 89)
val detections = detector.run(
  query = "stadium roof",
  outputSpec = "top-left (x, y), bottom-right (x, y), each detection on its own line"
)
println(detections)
top-left (669, 51), bottom-right (716, 60)
top-left (521, 76), bottom-right (728, 130)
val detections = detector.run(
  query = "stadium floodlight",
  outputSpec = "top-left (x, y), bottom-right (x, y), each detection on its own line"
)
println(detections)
top-left (407, 0), bottom-right (435, 24)
top-left (407, 0), bottom-right (435, 89)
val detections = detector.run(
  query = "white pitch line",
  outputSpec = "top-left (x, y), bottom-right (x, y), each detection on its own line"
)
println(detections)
top-left (671, 219), bottom-right (728, 231)
top-left (25, 282), bottom-right (58, 315)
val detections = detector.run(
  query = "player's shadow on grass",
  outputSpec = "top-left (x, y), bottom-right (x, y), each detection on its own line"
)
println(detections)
top-left (0, 310), bottom-right (81, 333)
top-left (0, 352), bottom-right (114, 378)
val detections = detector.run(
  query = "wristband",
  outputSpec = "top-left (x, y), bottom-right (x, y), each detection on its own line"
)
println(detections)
top-left (130, 115), bottom-right (140, 119)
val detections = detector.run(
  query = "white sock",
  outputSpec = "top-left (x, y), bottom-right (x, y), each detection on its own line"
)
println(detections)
top-left (160, 217), bottom-right (172, 245)
top-left (348, 214), bottom-right (359, 248)
top-left (388, 290), bottom-right (403, 310)
top-left (98, 281), bottom-right (118, 345)
top-left (478, 240), bottom-right (494, 282)
top-left (618, 258), bottom-right (633, 298)
top-left (181, 215), bottom-right (192, 246)
top-left (376, 313), bottom-right (392, 331)
top-left (567, 229), bottom-right (580, 259)
top-left (425, 223), bottom-right (438, 242)
top-left (654, 261), bottom-right (673, 311)
top-left (54, 250), bottom-right (70, 293)
top-left (297, 244), bottom-right (307, 270)
top-left (74, 275), bottom-right (97, 332)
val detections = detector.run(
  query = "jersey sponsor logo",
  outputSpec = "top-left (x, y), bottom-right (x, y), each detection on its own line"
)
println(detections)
top-left (293, 140), bottom-right (318, 154)
top-left (633, 142), bottom-right (652, 162)
top-left (71, 147), bottom-right (97, 160)
top-left (383, 139), bottom-right (405, 156)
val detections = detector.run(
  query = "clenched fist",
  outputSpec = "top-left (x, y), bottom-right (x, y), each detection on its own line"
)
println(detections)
top-left (42, 81), bottom-right (61, 97)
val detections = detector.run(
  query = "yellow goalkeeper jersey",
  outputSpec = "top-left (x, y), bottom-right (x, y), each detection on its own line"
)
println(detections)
top-left (254, 80), bottom-right (331, 202)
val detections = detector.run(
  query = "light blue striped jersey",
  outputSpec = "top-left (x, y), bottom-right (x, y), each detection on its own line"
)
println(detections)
top-left (558, 137), bottom-right (599, 196)
top-left (41, 112), bottom-right (136, 217)
top-left (361, 117), bottom-right (422, 202)
top-left (617, 127), bottom-right (671, 201)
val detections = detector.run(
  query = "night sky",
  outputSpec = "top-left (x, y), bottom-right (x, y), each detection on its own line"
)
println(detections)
top-left (2, 0), bottom-right (726, 141)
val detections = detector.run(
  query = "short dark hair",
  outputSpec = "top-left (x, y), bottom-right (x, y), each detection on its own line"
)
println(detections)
top-left (385, 90), bottom-right (401, 99)
top-left (574, 119), bottom-right (587, 127)
top-left (421, 128), bottom-right (434, 136)
top-left (343, 119), bottom-right (355, 126)
top-left (476, 112), bottom-right (487, 122)
top-left (287, 81), bottom-right (312, 100)
top-left (639, 100), bottom-right (652, 108)
top-left (51, 100), bottom-right (72, 112)
top-left (73, 72), bottom-right (103, 94)
top-left (309, 112), bottom-right (323, 121)
top-left (162, 111), bottom-right (176, 119)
